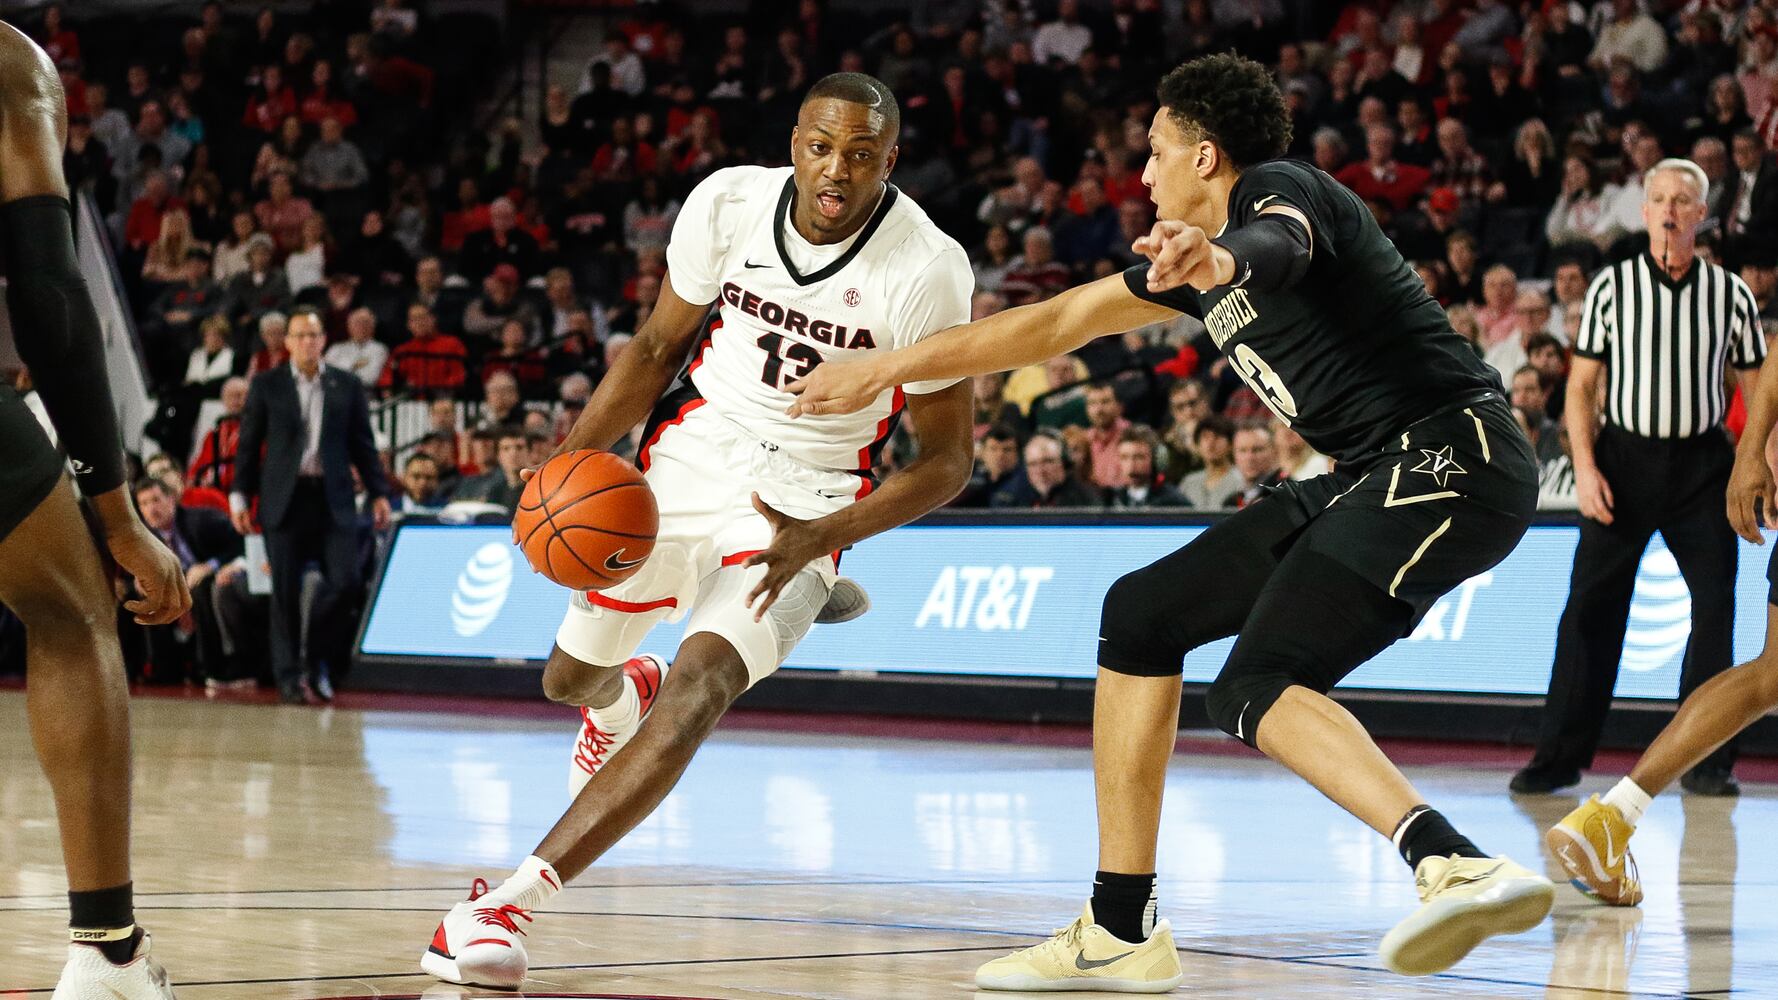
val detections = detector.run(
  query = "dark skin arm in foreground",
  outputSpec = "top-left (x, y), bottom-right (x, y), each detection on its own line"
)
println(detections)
top-left (744, 378), bottom-right (975, 616)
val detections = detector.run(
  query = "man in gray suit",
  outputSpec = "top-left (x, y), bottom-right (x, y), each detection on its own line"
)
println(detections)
top-left (231, 309), bottom-right (391, 703)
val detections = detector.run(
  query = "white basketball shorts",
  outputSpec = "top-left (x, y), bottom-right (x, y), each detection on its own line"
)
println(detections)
top-left (554, 404), bottom-right (859, 687)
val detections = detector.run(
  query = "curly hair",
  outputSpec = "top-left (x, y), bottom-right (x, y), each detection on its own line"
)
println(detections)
top-left (1157, 54), bottom-right (1292, 170)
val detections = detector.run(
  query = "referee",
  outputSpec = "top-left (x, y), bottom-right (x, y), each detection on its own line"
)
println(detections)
top-left (1514, 158), bottom-right (1766, 797)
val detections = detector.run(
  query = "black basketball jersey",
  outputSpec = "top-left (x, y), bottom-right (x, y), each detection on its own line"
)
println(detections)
top-left (1124, 159), bottom-right (1502, 465)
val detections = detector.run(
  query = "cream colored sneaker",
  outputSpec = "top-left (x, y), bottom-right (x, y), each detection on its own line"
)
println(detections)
top-left (1546, 795), bottom-right (1643, 906)
top-left (1379, 855), bottom-right (1554, 976)
top-left (975, 903), bottom-right (1183, 993)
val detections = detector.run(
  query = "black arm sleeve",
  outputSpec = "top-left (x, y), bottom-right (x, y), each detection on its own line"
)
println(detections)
top-left (1212, 214), bottom-right (1313, 293)
top-left (1, 195), bottom-right (126, 495)
top-left (1121, 263), bottom-right (1205, 318)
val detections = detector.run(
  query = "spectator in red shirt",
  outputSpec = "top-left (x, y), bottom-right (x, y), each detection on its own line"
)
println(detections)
top-left (481, 320), bottom-right (548, 393)
top-left (592, 117), bottom-right (658, 183)
top-left (254, 172), bottom-right (314, 254)
top-left (1335, 123), bottom-right (1431, 211)
top-left (37, 4), bottom-right (79, 65)
top-left (384, 302), bottom-right (469, 393)
top-left (189, 376), bottom-right (249, 490)
top-left (299, 59), bottom-right (358, 127)
top-left (439, 177), bottom-right (490, 254)
top-left (125, 170), bottom-right (185, 251)
top-left (1082, 383), bottom-right (1133, 489)
top-left (241, 64), bottom-right (298, 133)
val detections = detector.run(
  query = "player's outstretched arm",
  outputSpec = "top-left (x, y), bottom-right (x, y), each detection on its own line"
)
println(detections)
top-left (554, 272), bottom-right (711, 458)
top-left (785, 272), bottom-right (1178, 417)
top-left (746, 380), bottom-right (974, 615)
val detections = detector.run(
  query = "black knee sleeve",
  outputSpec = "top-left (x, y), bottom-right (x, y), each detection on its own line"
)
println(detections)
top-left (1205, 551), bottom-right (1413, 747)
top-left (1098, 567), bottom-right (1188, 677)
top-left (2, 195), bottom-right (125, 495)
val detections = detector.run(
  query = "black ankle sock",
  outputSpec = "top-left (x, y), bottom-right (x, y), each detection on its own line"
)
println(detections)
top-left (1393, 806), bottom-right (1486, 870)
top-left (69, 883), bottom-right (137, 964)
top-left (1090, 871), bottom-right (1156, 943)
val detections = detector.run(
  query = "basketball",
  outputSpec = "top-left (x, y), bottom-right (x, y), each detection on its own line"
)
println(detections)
top-left (513, 450), bottom-right (658, 591)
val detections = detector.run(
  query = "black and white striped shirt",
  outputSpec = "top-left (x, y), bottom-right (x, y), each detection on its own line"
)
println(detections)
top-left (1575, 253), bottom-right (1766, 438)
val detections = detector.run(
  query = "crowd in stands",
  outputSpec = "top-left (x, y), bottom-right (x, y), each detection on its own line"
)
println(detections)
top-left (11, 0), bottom-right (1778, 685)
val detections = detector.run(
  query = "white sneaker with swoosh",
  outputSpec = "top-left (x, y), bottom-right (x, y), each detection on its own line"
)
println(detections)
top-left (975, 902), bottom-right (1183, 992)
top-left (569, 654), bottom-right (667, 797)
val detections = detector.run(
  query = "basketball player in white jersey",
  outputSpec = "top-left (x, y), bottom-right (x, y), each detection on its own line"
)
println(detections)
top-left (420, 74), bottom-right (977, 988)
top-left (0, 24), bottom-right (189, 1000)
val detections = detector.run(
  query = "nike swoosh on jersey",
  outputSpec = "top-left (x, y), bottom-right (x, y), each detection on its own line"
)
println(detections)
top-left (1252, 194), bottom-right (1280, 213)
top-left (604, 550), bottom-right (647, 572)
top-left (743, 260), bottom-right (771, 269)
top-left (1075, 950), bottom-right (1136, 971)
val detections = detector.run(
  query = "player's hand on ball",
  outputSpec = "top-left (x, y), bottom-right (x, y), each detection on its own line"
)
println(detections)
top-left (1133, 220), bottom-right (1234, 292)
top-left (1726, 453), bottom-right (1776, 543)
top-left (785, 359), bottom-right (889, 418)
top-left (107, 524), bottom-right (193, 625)
top-left (743, 493), bottom-right (831, 620)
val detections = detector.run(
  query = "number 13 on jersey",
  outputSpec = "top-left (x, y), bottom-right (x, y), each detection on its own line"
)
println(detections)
top-left (1229, 342), bottom-right (1299, 423)
top-left (757, 333), bottom-right (822, 389)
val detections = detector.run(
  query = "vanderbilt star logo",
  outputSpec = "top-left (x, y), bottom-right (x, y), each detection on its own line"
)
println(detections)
top-left (1410, 446), bottom-right (1467, 487)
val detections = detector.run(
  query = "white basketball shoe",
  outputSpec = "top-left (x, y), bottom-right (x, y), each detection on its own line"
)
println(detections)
top-left (421, 879), bottom-right (533, 989)
top-left (569, 654), bottom-right (668, 797)
top-left (51, 930), bottom-right (175, 1000)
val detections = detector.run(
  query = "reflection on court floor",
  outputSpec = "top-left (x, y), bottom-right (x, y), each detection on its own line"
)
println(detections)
top-left (0, 694), bottom-right (1771, 999)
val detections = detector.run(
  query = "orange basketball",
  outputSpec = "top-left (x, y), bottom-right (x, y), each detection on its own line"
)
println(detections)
top-left (513, 450), bottom-right (658, 591)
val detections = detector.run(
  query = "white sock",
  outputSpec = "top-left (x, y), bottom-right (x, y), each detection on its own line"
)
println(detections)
top-left (586, 673), bottom-right (640, 732)
top-left (1601, 778), bottom-right (1652, 829)
top-left (486, 855), bottom-right (562, 912)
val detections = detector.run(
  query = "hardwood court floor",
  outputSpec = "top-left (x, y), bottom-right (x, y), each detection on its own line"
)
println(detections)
top-left (0, 692), bottom-right (1774, 999)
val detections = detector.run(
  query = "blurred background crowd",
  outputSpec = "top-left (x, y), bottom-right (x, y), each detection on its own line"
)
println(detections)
top-left (6, 0), bottom-right (1778, 690)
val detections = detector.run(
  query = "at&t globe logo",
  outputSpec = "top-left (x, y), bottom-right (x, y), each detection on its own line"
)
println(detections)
top-left (451, 543), bottom-right (514, 637)
top-left (1624, 544), bottom-right (1691, 671)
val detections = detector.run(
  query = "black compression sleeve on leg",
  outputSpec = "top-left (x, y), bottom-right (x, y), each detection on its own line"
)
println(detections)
top-left (2, 195), bottom-right (126, 495)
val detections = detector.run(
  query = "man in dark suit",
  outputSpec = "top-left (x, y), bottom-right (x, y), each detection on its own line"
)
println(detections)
top-left (1719, 129), bottom-right (1778, 268)
top-left (129, 477), bottom-right (242, 685)
top-left (231, 308), bottom-right (392, 703)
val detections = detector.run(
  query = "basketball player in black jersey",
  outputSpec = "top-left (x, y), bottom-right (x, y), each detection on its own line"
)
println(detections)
top-left (790, 53), bottom-right (1553, 988)
top-left (0, 24), bottom-right (189, 1000)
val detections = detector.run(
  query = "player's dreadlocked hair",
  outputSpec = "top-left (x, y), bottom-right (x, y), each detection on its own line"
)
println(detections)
top-left (802, 72), bottom-right (900, 140)
top-left (1157, 54), bottom-right (1291, 170)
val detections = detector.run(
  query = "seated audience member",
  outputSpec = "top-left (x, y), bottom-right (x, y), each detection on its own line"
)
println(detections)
top-left (397, 452), bottom-right (444, 513)
top-left (323, 307), bottom-right (389, 387)
top-left (993, 433), bottom-right (1103, 508)
top-left (1509, 365), bottom-right (1565, 463)
top-left (1227, 423), bottom-right (1285, 508)
top-left (462, 263), bottom-right (538, 348)
top-left (482, 319), bottom-right (549, 392)
top-left (956, 424), bottom-right (1026, 507)
top-left (188, 376), bottom-right (249, 490)
top-left (224, 234), bottom-right (292, 326)
top-left (385, 303), bottom-right (469, 393)
top-left (414, 431), bottom-right (463, 498)
top-left (972, 371), bottom-right (1028, 440)
top-left (128, 477), bottom-right (242, 685)
top-left (1081, 382), bottom-right (1133, 489)
top-left (449, 427), bottom-right (528, 511)
top-left (1275, 420), bottom-right (1332, 480)
top-left (184, 313), bottom-right (235, 392)
top-left (479, 370), bottom-right (524, 428)
top-left (1108, 427), bottom-right (1188, 508)
top-left (1180, 415), bottom-right (1240, 509)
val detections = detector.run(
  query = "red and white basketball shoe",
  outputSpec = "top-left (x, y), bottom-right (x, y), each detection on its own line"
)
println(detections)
top-left (568, 654), bottom-right (668, 797)
top-left (421, 879), bottom-right (533, 989)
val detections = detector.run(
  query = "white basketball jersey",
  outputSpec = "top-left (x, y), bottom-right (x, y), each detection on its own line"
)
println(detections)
top-left (664, 165), bottom-right (972, 474)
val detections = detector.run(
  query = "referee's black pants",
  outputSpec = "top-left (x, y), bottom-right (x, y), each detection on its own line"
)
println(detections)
top-left (1531, 425), bottom-right (1739, 775)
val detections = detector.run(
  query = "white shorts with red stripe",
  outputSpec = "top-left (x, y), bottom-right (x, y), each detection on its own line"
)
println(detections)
top-left (554, 404), bottom-right (850, 687)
